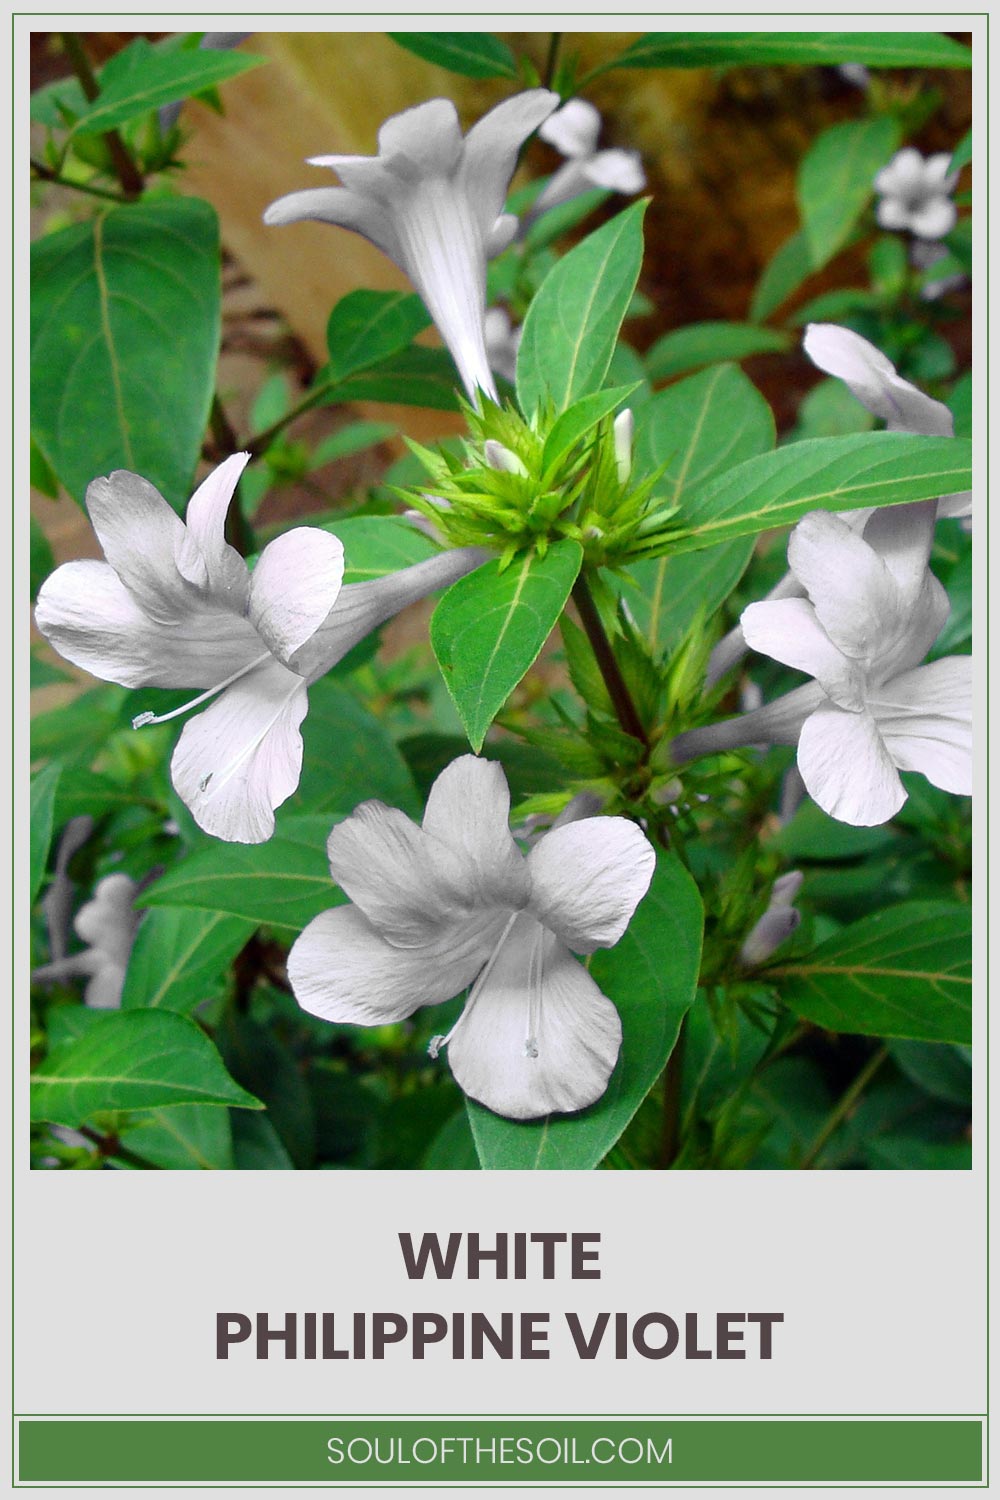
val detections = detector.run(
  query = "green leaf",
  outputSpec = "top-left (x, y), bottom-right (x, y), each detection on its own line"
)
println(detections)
top-left (30, 516), bottom-right (55, 601)
top-left (626, 364), bottom-right (774, 650)
top-left (68, 47), bottom-right (263, 136)
top-left (467, 852), bottom-right (703, 1169)
top-left (523, 188), bottom-right (611, 253)
top-left (646, 322), bottom-right (790, 381)
top-left (789, 378), bottom-right (876, 440)
top-left (119, 1103), bottom-right (234, 1169)
top-left (600, 32), bottom-right (971, 71)
top-left (672, 432), bottom-right (971, 553)
top-left (948, 372), bottom-right (972, 438)
top-left (797, 117), bottom-right (901, 270)
top-left (950, 128), bottom-right (972, 174)
top-left (540, 384), bottom-right (640, 474)
top-left (143, 816), bottom-right (340, 933)
top-left (430, 541), bottom-right (583, 752)
top-left (422, 1109), bottom-right (480, 1168)
top-left (121, 908), bottom-right (256, 1014)
top-left (516, 201), bottom-right (647, 417)
top-left (312, 420), bottom-right (395, 468)
top-left (218, 1011), bottom-right (316, 1168)
top-left (30, 1010), bottom-right (262, 1127)
top-left (30, 762), bottom-right (61, 904)
top-left (750, 231), bottom-right (814, 323)
top-left (325, 290), bottom-right (431, 382)
top-left (945, 216), bottom-right (972, 273)
top-left (326, 347), bottom-right (461, 411)
top-left (772, 800), bottom-right (895, 861)
top-left (30, 652), bottom-right (72, 691)
top-left (886, 1039), bottom-right (971, 1108)
top-left (31, 197), bottom-right (221, 510)
top-left (232, 1111), bottom-right (294, 1169)
top-left (290, 678), bottom-right (421, 817)
top-left (387, 31), bottom-right (519, 79)
top-left (317, 515), bottom-right (435, 582)
top-left (770, 901), bottom-right (971, 1045)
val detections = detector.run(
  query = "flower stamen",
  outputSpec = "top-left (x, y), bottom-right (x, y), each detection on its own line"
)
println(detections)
top-left (428, 910), bottom-right (519, 1059)
top-left (131, 652), bottom-right (272, 730)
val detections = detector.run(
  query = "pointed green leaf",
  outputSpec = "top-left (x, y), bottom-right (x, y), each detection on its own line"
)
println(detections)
top-left (467, 852), bottom-right (703, 1169)
top-left (672, 432), bottom-right (971, 552)
top-left (121, 908), bottom-right (257, 1013)
top-left (119, 1103), bottom-right (234, 1169)
top-left (30, 762), bottom-right (61, 905)
top-left (325, 290), bottom-right (431, 382)
top-left (769, 901), bottom-right (971, 1044)
top-left (600, 32), bottom-right (971, 71)
top-left (68, 47), bottom-right (263, 136)
top-left (950, 128), bottom-right (972, 175)
top-left (797, 117), bottom-right (902, 270)
top-left (30, 1010), bottom-right (263, 1127)
top-left (387, 32), bottom-right (519, 79)
top-left (517, 201), bottom-right (647, 417)
top-left (626, 364), bottom-right (774, 650)
top-left (646, 321), bottom-right (790, 381)
top-left (31, 197), bottom-right (221, 509)
top-left (540, 384), bottom-right (640, 474)
top-left (431, 541), bottom-right (583, 751)
top-left (750, 230), bottom-right (814, 323)
top-left (143, 815), bottom-right (341, 932)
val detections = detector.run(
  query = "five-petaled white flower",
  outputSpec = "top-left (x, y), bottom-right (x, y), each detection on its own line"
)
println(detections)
top-left (35, 454), bottom-right (486, 844)
top-left (705, 322), bottom-right (969, 687)
top-left (530, 99), bottom-right (645, 221)
top-left (264, 91), bottom-right (560, 406)
top-left (874, 147), bottom-right (959, 241)
top-left (32, 872), bottom-right (140, 1009)
top-left (288, 756), bottom-right (656, 1120)
top-left (672, 510), bottom-right (972, 826)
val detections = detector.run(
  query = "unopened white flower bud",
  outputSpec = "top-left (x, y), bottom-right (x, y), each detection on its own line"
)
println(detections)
top-left (613, 409), bottom-right (634, 486)
top-left (484, 439), bottom-right (528, 476)
top-left (739, 870), bottom-right (804, 968)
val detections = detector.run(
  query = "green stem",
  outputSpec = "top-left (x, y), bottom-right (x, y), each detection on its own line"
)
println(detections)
top-left (571, 573), bottom-right (649, 748)
top-left (800, 1045), bottom-right (889, 1170)
top-left (30, 158), bottom-right (128, 202)
top-left (60, 33), bottom-right (145, 200)
top-left (247, 380), bottom-right (336, 458)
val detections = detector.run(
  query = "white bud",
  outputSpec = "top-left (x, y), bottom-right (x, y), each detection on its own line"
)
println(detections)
top-left (613, 408), bottom-right (634, 486)
top-left (484, 439), bottom-right (528, 476)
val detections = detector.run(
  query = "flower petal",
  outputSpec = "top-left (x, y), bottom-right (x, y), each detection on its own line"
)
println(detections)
top-left (670, 681), bottom-right (826, 762)
top-left (325, 801), bottom-right (477, 947)
top-left (447, 915), bottom-right (622, 1120)
top-left (247, 527), bottom-right (345, 666)
top-left (422, 755), bottom-right (530, 910)
top-left (797, 705), bottom-right (906, 826)
top-left (741, 597), bottom-right (863, 709)
top-left (178, 453), bottom-right (251, 606)
top-left (84, 470), bottom-right (192, 623)
top-left (263, 186), bottom-right (399, 261)
top-left (538, 98), bottom-right (601, 158)
top-left (288, 903), bottom-right (496, 1025)
top-left (874, 147), bottom-right (924, 195)
top-left (585, 148), bottom-right (646, 194)
top-left (527, 816), bottom-right (655, 955)
top-left (459, 89), bottom-right (561, 236)
top-left (34, 560), bottom-right (262, 689)
top-left (787, 510), bottom-right (906, 660)
top-left (802, 324), bottom-right (953, 436)
top-left (530, 160), bottom-right (591, 217)
top-left (871, 656), bottom-right (972, 796)
top-left (377, 98), bottom-right (464, 178)
top-left (170, 657), bottom-right (309, 843)
top-left (909, 197), bottom-right (958, 241)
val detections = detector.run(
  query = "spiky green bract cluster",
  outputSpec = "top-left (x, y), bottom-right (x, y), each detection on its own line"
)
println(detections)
top-left (398, 392), bottom-right (681, 570)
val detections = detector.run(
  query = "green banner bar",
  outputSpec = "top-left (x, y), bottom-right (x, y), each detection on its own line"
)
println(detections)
top-left (17, 1419), bottom-right (983, 1485)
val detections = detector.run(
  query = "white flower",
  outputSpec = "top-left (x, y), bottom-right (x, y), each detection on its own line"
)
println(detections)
top-left (35, 455), bottom-right (486, 844)
top-left (673, 510), bottom-right (972, 826)
top-left (264, 91), bottom-right (560, 405)
top-left (705, 323), bottom-right (970, 688)
top-left (484, 305), bottom-right (522, 384)
top-left (530, 99), bottom-right (645, 220)
top-left (739, 871), bottom-right (803, 968)
top-left (33, 872), bottom-right (141, 1008)
top-left (288, 756), bottom-right (656, 1120)
top-left (874, 147), bottom-right (959, 241)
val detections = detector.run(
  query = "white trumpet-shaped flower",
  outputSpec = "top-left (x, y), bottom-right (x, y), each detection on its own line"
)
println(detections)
top-left (35, 456), bottom-right (487, 844)
top-left (288, 756), bottom-right (656, 1121)
top-left (264, 91), bottom-right (560, 405)
top-left (705, 323), bottom-right (969, 687)
top-left (874, 147), bottom-right (959, 241)
top-left (530, 99), bottom-right (645, 220)
top-left (32, 872), bottom-right (141, 1009)
top-left (672, 510), bottom-right (972, 826)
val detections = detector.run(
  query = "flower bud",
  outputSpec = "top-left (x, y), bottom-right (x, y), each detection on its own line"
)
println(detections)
top-left (484, 439), bottom-right (528, 476)
top-left (613, 409), bottom-right (634, 486)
